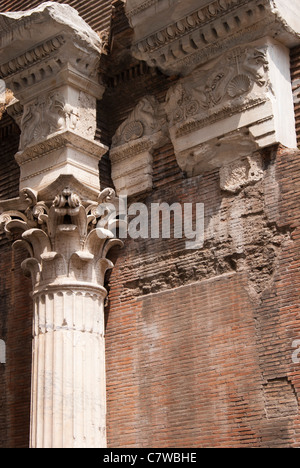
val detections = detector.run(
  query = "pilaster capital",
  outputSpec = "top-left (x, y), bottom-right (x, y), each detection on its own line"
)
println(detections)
top-left (0, 2), bottom-right (109, 197)
top-left (110, 95), bottom-right (168, 196)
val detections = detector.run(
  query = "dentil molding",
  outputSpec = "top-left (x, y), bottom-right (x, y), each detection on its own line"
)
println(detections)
top-left (126, 0), bottom-right (300, 76)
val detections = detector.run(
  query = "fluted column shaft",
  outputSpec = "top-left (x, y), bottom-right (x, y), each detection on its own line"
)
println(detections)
top-left (30, 285), bottom-right (107, 448)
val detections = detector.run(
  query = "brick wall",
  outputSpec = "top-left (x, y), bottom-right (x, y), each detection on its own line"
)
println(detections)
top-left (103, 15), bottom-right (300, 449)
top-left (0, 114), bottom-right (32, 448)
top-left (105, 144), bottom-right (300, 448)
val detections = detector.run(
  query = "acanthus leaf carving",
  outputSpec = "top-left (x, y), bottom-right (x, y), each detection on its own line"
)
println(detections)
top-left (0, 186), bottom-right (123, 291)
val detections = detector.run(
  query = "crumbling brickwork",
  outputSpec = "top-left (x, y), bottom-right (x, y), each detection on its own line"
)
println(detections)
top-left (104, 143), bottom-right (300, 448)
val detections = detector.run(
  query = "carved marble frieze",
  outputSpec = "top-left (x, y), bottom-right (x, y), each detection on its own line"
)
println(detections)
top-left (166, 44), bottom-right (269, 130)
top-left (11, 88), bottom-right (107, 197)
top-left (19, 92), bottom-right (78, 151)
top-left (0, 185), bottom-right (122, 291)
top-left (165, 39), bottom-right (297, 177)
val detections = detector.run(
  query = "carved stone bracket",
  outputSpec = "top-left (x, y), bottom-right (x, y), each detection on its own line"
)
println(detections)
top-left (110, 95), bottom-right (168, 196)
top-left (110, 0), bottom-right (300, 192)
top-left (110, 37), bottom-right (297, 192)
top-left (123, 1), bottom-right (300, 192)
top-left (164, 38), bottom-right (297, 181)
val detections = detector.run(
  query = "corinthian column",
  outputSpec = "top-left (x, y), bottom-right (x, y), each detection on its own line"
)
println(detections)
top-left (1, 187), bottom-right (121, 448)
top-left (0, 3), bottom-right (120, 448)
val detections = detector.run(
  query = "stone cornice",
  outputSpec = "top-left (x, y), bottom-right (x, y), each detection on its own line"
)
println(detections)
top-left (127, 0), bottom-right (300, 75)
top-left (126, 0), bottom-right (158, 18)
top-left (0, 35), bottom-right (65, 80)
top-left (175, 98), bottom-right (269, 139)
top-left (0, 2), bottom-right (103, 53)
top-left (16, 131), bottom-right (106, 167)
top-left (110, 138), bottom-right (154, 163)
top-left (133, 0), bottom-right (251, 53)
top-left (0, 3), bottom-right (105, 99)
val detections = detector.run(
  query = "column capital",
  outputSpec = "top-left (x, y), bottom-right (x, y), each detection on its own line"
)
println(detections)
top-left (0, 185), bottom-right (123, 293)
